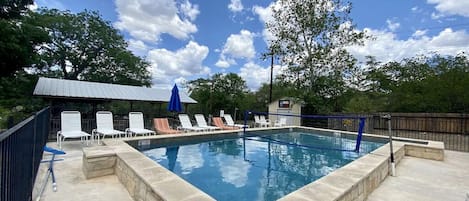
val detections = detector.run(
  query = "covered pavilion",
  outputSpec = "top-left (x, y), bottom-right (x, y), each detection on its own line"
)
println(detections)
top-left (33, 77), bottom-right (197, 137)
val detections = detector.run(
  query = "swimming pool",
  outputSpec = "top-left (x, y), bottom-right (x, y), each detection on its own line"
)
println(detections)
top-left (132, 130), bottom-right (385, 201)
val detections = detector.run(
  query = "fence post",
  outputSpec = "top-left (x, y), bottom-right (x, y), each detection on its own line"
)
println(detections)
top-left (30, 112), bottom-right (38, 200)
top-left (7, 116), bottom-right (14, 129)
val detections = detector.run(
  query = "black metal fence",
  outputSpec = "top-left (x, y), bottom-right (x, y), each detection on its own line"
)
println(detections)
top-left (0, 107), bottom-right (50, 201)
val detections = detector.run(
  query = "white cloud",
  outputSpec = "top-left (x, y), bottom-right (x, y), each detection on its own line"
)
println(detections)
top-left (215, 55), bottom-right (235, 68)
top-left (386, 19), bottom-right (400, 32)
top-left (431, 12), bottom-right (445, 19)
top-left (28, 2), bottom-right (38, 11)
top-left (427, 0), bottom-right (469, 17)
top-left (253, 4), bottom-right (276, 45)
top-left (239, 62), bottom-right (286, 91)
top-left (147, 41), bottom-right (210, 85)
top-left (216, 30), bottom-right (256, 68)
top-left (253, 5), bottom-right (273, 23)
top-left (224, 30), bottom-right (255, 59)
top-left (348, 28), bottom-right (469, 64)
top-left (114, 0), bottom-right (198, 43)
top-left (180, 0), bottom-right (200, 21)
top-left (412, 29), bottom-right (428, 38)
top-left (127, 39), bottom-right (148, 56)
top-left (239, 62), bottom-right (270, 91)
top-left (228, 0), bottom-right (244, 13)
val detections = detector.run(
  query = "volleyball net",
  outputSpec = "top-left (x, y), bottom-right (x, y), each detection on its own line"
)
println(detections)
top-left (243, 111), bottom-right (366, 152)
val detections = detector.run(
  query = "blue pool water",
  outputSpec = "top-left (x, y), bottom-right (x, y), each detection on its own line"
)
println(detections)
top-left (137, 132), bottom-right (384, 201)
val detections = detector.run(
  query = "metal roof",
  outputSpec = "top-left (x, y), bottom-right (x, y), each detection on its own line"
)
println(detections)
top-left (33, 77), bottom-right (197, 104)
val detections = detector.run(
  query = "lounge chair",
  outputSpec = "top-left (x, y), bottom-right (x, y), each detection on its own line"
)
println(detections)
top-left (212, 117), bottom-right (239, 130)
top-left (259, 115), bottom-right (271, 127)
top-left (224, 114), bottom-right (248, 128)
top-left (153, 118), bottom-right (181, 134)
top-left (254, 115), bottom-right (269, 127)
top-left (126, 112), bottom-right (156, 137)
top-left (57, 111), bottom-right (91, 149)
top-left (274, 117), bottom-right (287, 127)
top-left (92, 111), bottom-right (125, 144)
top-left (178, 114), bottom-right (206, 132)
top-left (194, 114), bottom-right (220, 131)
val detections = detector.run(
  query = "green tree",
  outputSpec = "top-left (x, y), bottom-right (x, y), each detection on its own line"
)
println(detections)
top-left (266, 0), bottom-right (366, 113)
top-left (355, 53), bottom-right (469, 113)
top-left (33, 9), bottom-right (151, 86)
top-left (186, 78), bottom-right (212, 115)
top-left (388, 54), bottom-right (469, 112)
top-left (0, 72), bottom-right (44, 128)
top-left (0, 0), bottom-right (33, 19)
top-left (187, 73), bottom-right (248, 116)
top-left (0, 5), bottom-right (49, 77)
top-left (255, 81), bottom-right (297, 109)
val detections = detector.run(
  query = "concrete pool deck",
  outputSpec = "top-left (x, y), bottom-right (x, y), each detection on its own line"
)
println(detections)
top-left (367, 150), bottom-right (469, 201)
top-left (34, 138), bottom-right (469, 201)
top-left (33, 141), bottom-right (133, 201)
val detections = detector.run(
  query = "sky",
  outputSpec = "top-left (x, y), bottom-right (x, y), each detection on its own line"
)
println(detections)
top-left (34, 0), bottom-right (469, 91)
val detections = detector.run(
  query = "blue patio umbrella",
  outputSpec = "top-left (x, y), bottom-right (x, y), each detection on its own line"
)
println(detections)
top-left (167, 84), bottom-right (183, 112)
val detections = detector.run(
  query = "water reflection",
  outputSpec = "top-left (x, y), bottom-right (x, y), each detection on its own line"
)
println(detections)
top-left (178, 145), bottom-right (204, 174)
top-left (165, 146), bottom-right (179, 171)
top-left (141, 132), bottom-right (384, 201)
top-left (216, 155), bottom-right (251, 187)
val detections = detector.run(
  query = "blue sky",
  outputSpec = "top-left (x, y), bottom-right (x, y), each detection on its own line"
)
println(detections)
top-left (35, 0), bottom-right (469, 91)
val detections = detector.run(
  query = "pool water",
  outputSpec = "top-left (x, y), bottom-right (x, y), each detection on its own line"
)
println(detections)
top-left (138, 132), bottom-right (384, 201)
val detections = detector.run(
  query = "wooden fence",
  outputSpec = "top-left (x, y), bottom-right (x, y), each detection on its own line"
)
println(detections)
top-left (325, 113), bottom-right (469, 152)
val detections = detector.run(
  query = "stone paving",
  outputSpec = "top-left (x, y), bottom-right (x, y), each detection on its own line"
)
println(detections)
top-left (32, 142), bottom-right (133, 201)
top-left (367, 150), bottom-right (469, 201)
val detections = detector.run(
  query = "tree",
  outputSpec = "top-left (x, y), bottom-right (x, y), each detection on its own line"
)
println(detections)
top-left (32, 9), bottom-right (151, 86)
top-left (354, 53), bottom-right (469, 113)
top-left (187, 73), bottom-right (248, 116)
top-left (0, 72), bottom-right (44, 128)
top-left (0, 0), bottom-right (33, 19)
top-left (266, 0), bottom-right (366, 113)
top-left (387, 54), bottom-right (469, 112)
top-left (0, 0), bottom-right (50, 78)
top-left (255, 81), bottom-right (297, 108)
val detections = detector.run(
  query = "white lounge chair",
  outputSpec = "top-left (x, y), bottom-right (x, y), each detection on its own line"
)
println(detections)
top-left (259, 115), bottom-right (271, 127)
top-left (194, 114), bottom-right (220, 131)
top-left (126, 112), bottom-right (155, 137)
top-left (57, 111), bottom-right (91, 149)
top-left (274, 117), bottom-right (287, 127)
top-left (178, 114), bottom-right (206, 132)
top-left (93, 111), bottom-right (125, 144)
top-left (254, 115), bottom-right (269, 127)
top-left (224, 114), bottom-right (248, 128)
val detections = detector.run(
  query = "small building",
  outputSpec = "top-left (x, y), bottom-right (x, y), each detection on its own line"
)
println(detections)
top-left (268, 97), bottom-right (302, 126)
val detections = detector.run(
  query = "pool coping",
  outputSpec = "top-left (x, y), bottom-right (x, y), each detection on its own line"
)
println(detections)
top-left (82, 126), bottom-right (444, 201)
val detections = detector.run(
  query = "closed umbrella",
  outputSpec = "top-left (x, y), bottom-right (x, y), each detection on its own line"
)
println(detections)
top-left (167, 84), bottom-right (183, 112)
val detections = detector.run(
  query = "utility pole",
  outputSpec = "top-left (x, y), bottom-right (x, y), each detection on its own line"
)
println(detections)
top-left (269, 53), bottom-right (274, 104)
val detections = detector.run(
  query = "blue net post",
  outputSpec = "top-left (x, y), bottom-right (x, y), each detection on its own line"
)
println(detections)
top-left (243, 110), bottom-right (249, 134)
top-left (355, 118), bottom-right (365, 152)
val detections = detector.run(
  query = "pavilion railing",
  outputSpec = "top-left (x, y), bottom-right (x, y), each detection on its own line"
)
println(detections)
top-left (0, 107), bottom-right (50, 201)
